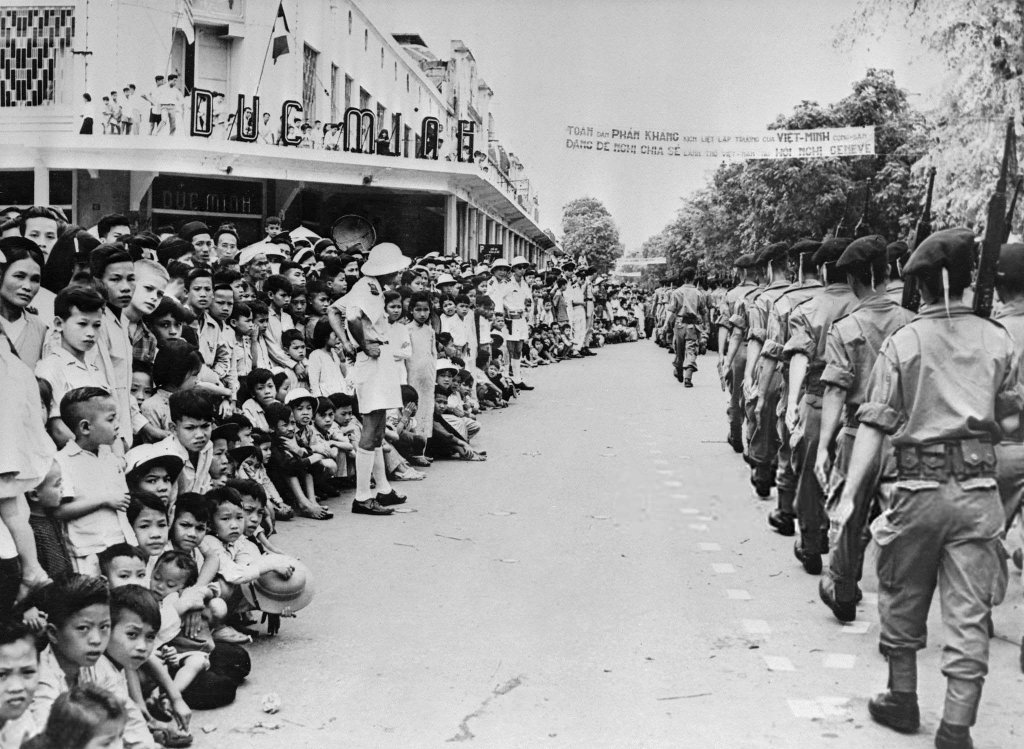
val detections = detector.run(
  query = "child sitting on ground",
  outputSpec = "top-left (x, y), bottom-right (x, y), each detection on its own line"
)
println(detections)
top-left (385, 386), bottom-right (430, 468)
top-left (286, 389), bottom-right (342, 495)
top-left (149, 551), bottom-right (215, 697)
top-left (428, 388), bottom-right (485, 461)
top-left (233, 435), bottom-right (293, 522)
top-left (24, 683), bottom-right (128, 749)
top-left (264, 403), bottom-right (332, 520)
top-left (313, 397), bottom-right (356, 480)
top-left (239, 368), bottom-right (276, 433)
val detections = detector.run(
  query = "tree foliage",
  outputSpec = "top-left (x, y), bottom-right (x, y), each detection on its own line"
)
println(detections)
top-left (560, 197), bottom-right (624, 274)
top-left (838, 0), bottom-right (1024, 227)
top-left (638, 69), bottom-right (930, 281)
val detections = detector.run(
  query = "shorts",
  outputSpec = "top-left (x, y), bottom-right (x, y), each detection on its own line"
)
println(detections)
top-left (149, 112), bottom-right (162, 124)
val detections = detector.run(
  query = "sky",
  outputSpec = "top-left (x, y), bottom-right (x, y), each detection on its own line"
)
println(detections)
top-left (361, 0), bottom-right (944, 252)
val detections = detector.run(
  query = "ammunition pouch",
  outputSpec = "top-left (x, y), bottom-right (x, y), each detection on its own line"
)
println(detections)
top-left (896, 439), bottom-right (996, 481)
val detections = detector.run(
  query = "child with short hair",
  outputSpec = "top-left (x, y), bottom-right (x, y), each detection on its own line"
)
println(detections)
top-left (127, 492), bottom-right (170, 577)
top-left (149, 551), bottom-right (215, 696)
top-left (239, 368), bottom-right (275, 432)
top-left (98, 543), bottom-right (148, 588)
top-left (53, 388), bottom-right (137, 575)
top-left (144, 296), bottom-right (187, 348)
top-left (287, 389), bottom-right (341, 492)
top-left (228, 301), bottom-right (255, 388)
top-left (23, 683), bottom-right (127, 749)
top-left (141, 339), bottom-right (203, 436)
top-left (313, 397), bottom-right (355, 478)
top-left (247, 300), bottom-right (272, 370)
top-left (31, 574), bottom-right (155, 747)
top-left (385, 290), bottom-right (412, 386)
top-left (279, 329), bottom-right (306, 389)
top-left (34, 287), bottom-right (109, 445)
top-left (304, 281), bottom-right (331, 342)
top-left (0, 619), bottom-right (41, 746)
top-left (385, 386), bottom-right (429, 476)
top-left (158, 389), bottom-right (214, 498)
top-left (405, 291), bottom-right (437, 448)
top-left (232, 436), bottom-right (293, 522)
top-left (264, 403), bottom-right (332, 520)
top-left (26, 459), bottom-right (73, 582)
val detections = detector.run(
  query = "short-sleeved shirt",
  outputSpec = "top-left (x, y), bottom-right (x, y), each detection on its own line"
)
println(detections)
top-left (55, 442), bottom-right (136, 557)
top-left (857, 302), bottom-right (1023, 446)
top-left (747, 280), bottom-right (790, 343)
top-left (761, 281), bottom-right (823, 362)
top-left (820, 294), bottom-right (915, 408)
top-left (157, 435), bottom-right (213, 497)
top-left (35, 348), bottom-right (109, 420)
top-left (665, 284), bottom-right (706, 326)
top-left (783, 283), bottom-right (859, 395)
top-left (720, 282), bottom-right (757, 330)
top-left (338, 277), bottom-right (402, 412)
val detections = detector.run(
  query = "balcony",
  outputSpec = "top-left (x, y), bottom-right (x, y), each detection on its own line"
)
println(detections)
top-left (192, 0), bottom-right (246, 24)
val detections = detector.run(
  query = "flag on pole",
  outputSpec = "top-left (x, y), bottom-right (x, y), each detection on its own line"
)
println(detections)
top-left (272, 1), bottom-right (290, 64)
top-left (175, 0), bottom-right (195, 44)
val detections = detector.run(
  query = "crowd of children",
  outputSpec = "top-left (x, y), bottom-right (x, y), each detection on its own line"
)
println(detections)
top-left (0, 207), bottom-right (639, 747)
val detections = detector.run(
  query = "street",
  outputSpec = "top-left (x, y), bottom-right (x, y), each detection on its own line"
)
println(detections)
top-left (199, 341), bottom-right (1024, 748)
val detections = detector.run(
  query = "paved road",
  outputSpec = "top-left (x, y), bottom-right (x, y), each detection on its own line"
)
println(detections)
top-left (198, 341), bottom-right (1024, 748)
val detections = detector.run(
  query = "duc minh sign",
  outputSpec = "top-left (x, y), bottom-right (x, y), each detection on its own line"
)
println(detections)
top-left (564, 126), bottom-right (876, 160)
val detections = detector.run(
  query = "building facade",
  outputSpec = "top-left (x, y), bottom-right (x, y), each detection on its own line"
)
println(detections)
top-left (0, 0), bottom-right (556, 262)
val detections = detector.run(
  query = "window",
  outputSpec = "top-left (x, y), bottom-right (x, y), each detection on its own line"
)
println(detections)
top-left (330, 64), bottom-right (339, 122)
top-left (377, 103), bottom-right (386, 137)
top-left (359, 87), bottom-right (370, 111)
top-left (364, 29), bottom-right (368, 51)
top-left (406, 74), bottom-right (410, 93)
top-left (403, 124), bottom-right (412, 157)
top-left (302, 44), bottom-right (318, 121)
top-left (394, 61), bottom-right (398, 80)
top-left (348, 11), bottom-right (352, 34)
top-left (380, 47), bottom-right (384, 68)
top-left (344, 75), bottom-right (353, 112)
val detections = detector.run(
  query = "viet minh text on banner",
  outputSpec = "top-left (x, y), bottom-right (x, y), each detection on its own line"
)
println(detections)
top-left (564, 126), bottom-right (875, 160)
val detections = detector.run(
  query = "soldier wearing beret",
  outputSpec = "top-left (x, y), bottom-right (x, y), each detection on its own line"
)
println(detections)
top-left (815, 235), bottom-right (914, 621)
top-left (664, 265), bottom-right (708, 387)
top-left (781, 237), bottom-right (859, 573)
top-left (994, 242), bottom-right (1024, 671)
top-left (718, 253), bottom-right (762, 451)
top-left (743, 242), bottom-right (791, 497)
top-left (840, 228), bottom-right (1022, 748)
top-left (757, 239), bottom-right (824, 534)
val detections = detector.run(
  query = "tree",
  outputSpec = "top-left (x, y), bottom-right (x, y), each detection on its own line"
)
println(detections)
top-left (838, 0), bottom-right (1024, 227)
top-left (638, 69), bottom-right (930, 278)
top-left (560, 197), bottom-right (624, 274)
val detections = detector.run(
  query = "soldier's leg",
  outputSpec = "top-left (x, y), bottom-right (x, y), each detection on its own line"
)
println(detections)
top-left (671, 326), bottom-right (686, 380)
top-left (774, 396), bottom-right (796, 514)
top-left (748, 373), bottom-right (781, 497)
top-left (995, 442), bottom-right (1024, 527)
top-left (936, 484), bottom-right (1006, 737)
top-left (682, 327), bottom-right (698, 385)
top-left (792, 396), bottom-right (825, 571)
top-left (727, 347), bottom-right (747, 448)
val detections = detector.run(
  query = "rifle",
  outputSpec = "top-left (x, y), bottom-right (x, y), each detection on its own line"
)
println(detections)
top-left (901, 166), bottom-right (936, 312)
top-left (974, 117), bottom-right (1016, 318)
top-left (1003, 174), bottom-right (1024, 242)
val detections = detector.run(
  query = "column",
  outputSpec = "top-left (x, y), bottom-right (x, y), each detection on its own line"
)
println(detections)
top-left (33, 164), bottom-right (50, 207)
top-left (443, 193), bottom-right (458, 256)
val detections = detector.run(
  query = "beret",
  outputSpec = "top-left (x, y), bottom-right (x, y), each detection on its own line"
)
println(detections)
top-left (210, 423), bottom-right (240, 443)
top-left (757, 242), bottom-right (789, 264)
top-left (733, 253), bottom-right (756, 269)
top-left (89, 243), bottom-right (133, 276)
top-left (179, 221), bottom-right (211, 242)
top-left (836, 235), bottom-right (888, 272)
top-left (788, 238), bottom-right (821, 258)
top-left (903, 228), bottom-right (975, 279)
top-left (886, 241), bottom-right (909, 263)
top-left (157, 237), bottom-right (193, 266)
top-left (997, 242), bottom-right (1024, 284)
top-left (813, 236), bottom-right (852, 266)
top-left (0, 235), bottom-right (45, 257)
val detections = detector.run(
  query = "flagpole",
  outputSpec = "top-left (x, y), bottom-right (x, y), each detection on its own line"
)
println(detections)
top-left (254, 19), bottom-right (276, 98)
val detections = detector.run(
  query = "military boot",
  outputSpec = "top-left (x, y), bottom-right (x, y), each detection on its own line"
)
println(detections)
top-left (868, 649), bottom-right (919, 734)
top-left (935, 677), bottom-right (982, 749)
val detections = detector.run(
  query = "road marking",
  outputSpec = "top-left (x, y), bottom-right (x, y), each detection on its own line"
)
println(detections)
top-left (839, 621), bottom-right (872, 635)
top-left (697, 515), bottom-right (714, 521)
top-left (671, 494), bottom-right (690, 500)
top-left (822, 653), bottom-right (857, 670)
top-left (787, 697), bottom-right (851, 720)
top-left (860, 591), bottom-right (878, 606)
top-left (689, 523), bottom-right (709, 532)
top-left (725, 589), bottom-right (752, 600)
top-left (656, 469), bottom-right (674, 476)
top-left (650, 449), bottom-right (663, 455)
top-left (742, 619), bottom-right (771, 635)
top-left (698, 542), bottom-right (721, 552)
top-left (663, 480), bottom-right (683, 488)
top-left (763, 655), bottom-right (794, 672)
top-left (653, 459), bottom-right (669, 466)
top-left (679, 508), bottom-right (699, 514)
top-left (711, 563), bottom-right (735, 574)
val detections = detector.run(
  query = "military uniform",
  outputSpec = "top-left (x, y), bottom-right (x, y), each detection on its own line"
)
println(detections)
top-left (760, 239), bottom-right (824, 530)
top-left (885, 241), bottom-right (909, 306)
top-left (994, 245), bottom-right (1024, 527)
top-left (745, 243), bottom-right (791, 496)
top-left (721, 256), bottom-right (760, 448)
top-left (666, 281), bottom-right (708, 385)
top-left (852, 229), bottom-right (1022, 747)
top-left (817, 236), bottom-right (915, 616)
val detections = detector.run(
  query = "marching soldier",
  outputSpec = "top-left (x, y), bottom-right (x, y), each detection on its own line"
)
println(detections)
top-left (718, 254), bottom-right (761, 452)
top-left (743, 242), bottom-right (790, 497)
top-left (840, 228), bottom-right (1021, 749)
top-left (758, 239), bottom-right (824, 536)
top-left (815, 235), bottom-right (914, 621)
top-left (664, 265), bottom-right (708, 387)
top-left (782, 238), bottom-right (859, 574)
top-left (993, 243), bottom-right (1024, 670)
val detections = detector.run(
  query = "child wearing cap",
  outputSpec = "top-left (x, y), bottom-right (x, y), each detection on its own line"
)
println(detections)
top-left (124, 445), bottom-right (185, 509)
top-left (287, 389), bottom-right (342, 494)
top-left (264, 403), bottom-right (332, 520)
